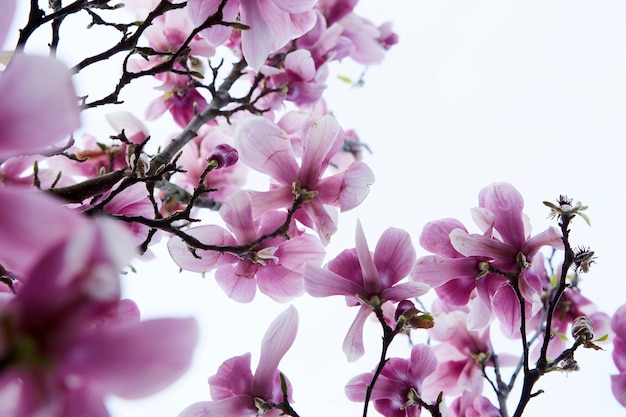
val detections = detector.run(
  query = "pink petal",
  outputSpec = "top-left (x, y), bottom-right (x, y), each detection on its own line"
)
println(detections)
top-left (355, 220), bottom-right (380, 294)
top-left (284, 49), bottom-right (316, 81)
top-left (381, 282), bottom-right (429, 302)
top-left (411, 255), bottom-right (478, 289)
top-left (167, 225), bottom-right (238, 273)
top-left (521, 226), bottom-right (563, 259)
top-left (316, 161), bottom-right (375, 211)
top-left (419, 218), bottom-right (467, 258)
top-left (450, 229), bottom-right (517, 262)
top-left (277, 233), bottom-right (326, 272)
top-left (235, 117), bottom-right (299, 184)
top-left (374, 227), bottom-right (416, 286)
top-left (409, 344), bottom-right (438, 385)
top-left (0, 0), bottom-right (15, 49)
top-left (178, 396), bottom-right (257, 417)
top-left (259, 0), bottom-right (315, 51)
top-left (240, 0), bottom-right (274, 70)
top-left (215, 264), bottom-right (258, 303)
top-left (299, 115), bottom-right (343, 186)
top-left (219, 191), bottom-right (257, 243)
top-left (252, 306), bottom-right (298, 398)
top-left (612, 372), bottom-right (626, 408)
top-left (301, 198), bottom-right (337, 245)
top-left (479, 183), bottom-right (526, 248)
top-left (188, 0), bottom-right (239, 46)
top-left (64, 318), bottom-right (199, 399)
top-left (209, 353), bottom-right (254, 400)
top-left (343, 304), bottom-right (370, 362)
top-left (105, 111), bottom-right (149, 144)
top-left (271, 0), bottom-right (316, 14)
top-left (345, 372), bottom-right (371, 402)
top-left (247, 188), bottom-right (294, 218)
top-left (257, 267), bottom-right (304, 302)
top-left (302, 262), bottom-right (363, 297)
top-left (0, 53), bottom-right (80, 160)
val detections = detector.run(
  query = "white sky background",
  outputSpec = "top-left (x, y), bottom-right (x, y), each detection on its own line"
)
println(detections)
top-left (5, 0), bottom-right (626, 416)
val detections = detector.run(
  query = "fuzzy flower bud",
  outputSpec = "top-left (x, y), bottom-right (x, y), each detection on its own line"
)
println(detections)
top-left (207, 144), bottom-right (239, 169)
top-left (572, 315), bottom-right (594, 342)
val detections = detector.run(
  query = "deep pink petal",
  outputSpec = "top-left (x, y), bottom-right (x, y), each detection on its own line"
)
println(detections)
top-left (374, 227), bottom-right (416, 287)
top-left (492, 284), bottom-right (522, 338)
top-left (0, 54), bottom-right (80, 159)
top-left (235, 117), bottom-right (299, 184)
top-left (252, 306), bottom-right (298, 398)
top-left (408, 344), bottom-right (438, 385)
top-left (479, 183), bottom-right (526, 248)
top-left (355, 220), bottom-right (380, 294)
top-left (612, 372), bottom-right (626, 408)
top-left (64, 318), bottom-right (198, 399)
top-left (433, 276), bottom-right (477, 306)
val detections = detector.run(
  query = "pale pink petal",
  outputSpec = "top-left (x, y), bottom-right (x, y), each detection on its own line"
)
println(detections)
top-left (257, 267), bottom-right (304, 302)
top-left (299, 115), bottom-right (342, 186)
top-left (247, 188), bottom-right (294, 218)
top-left (240, 0), bottom-right (274, 70)
top-left (302, 262), bottom-right (363, 297)
top-left (411, 255), bottom-right (478, 288)
top-left (178, 396), bottom-right (257, 417)
top-left (64, 318), bottom-right (198, 398)
top-left (343, 304), bottom-right (370, 362)
top-left (276, 233), bottom-right (326, 272)
top-left (235, 117), bottom-right (299, 184)
top-left (301, 198), bottom-right (337, 245)
top-left (0, 188), bottom-right (84, 276)
top-left (258, 0), bottom-right (316, 52)
top-left (219, 191), bottom-right (257, 243)
top-left (344, 372), bottom-right (371, 402)
top-left (215, 264), bottom-right (258, 303)
top-left (355, 220), bottom-right (380, 294)
top-left (317, 161), bottom-right (375, 211)
top-left (252, 306), bottom-right (298, 398)
top-left (271, 0), bottom-right (316, 14)
top-left (0, 53), bottom-right (80, 159)
top-left (188, 0), bottom-right (239, 46)
top-left (167, 225), bottom-right (238, 272)
top-left (0, 0), bottom-right (16, 48)
top-left (450, 229), bottom-right (517, 262)
top-left (380, 282), bottom-right (429, 302)
top-left (105, 111), bottom-right (149, 144)
top-left (409, 344), bottom-right (438, 384)
top-left (284, 49), bottom-right (316, 81)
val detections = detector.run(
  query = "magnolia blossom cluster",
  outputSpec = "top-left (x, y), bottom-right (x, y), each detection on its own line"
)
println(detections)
top-left (1, 0), bottom-right (626, 416)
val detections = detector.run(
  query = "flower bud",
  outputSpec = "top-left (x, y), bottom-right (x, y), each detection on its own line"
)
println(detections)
top-left (572, 315), bottom-right (594, 342)
top-left (207, 144), bottom-right (238, 169)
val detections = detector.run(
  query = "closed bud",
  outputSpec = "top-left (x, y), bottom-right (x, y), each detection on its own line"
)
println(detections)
top-left (572, 315), bottom-right (594, 342)
top-left (207, 144), bottom-right (239, 169)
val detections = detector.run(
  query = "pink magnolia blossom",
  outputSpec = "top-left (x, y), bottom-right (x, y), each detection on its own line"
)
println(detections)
top-left (178, 306), bottom-right (298, 417)
top-left (0, 219), bottom-right (198, 417)
top-left (235, 115), bottom-right (374, 244)
top-left (345, 344), bottom-right (438, 417)
top-left (612, 303), bottom-right (626, 407)
top-left (412, 183), bottom-right (563, 335)
top-left (449, 392), bottom-right (501, 417)
top-left (0, 0), bottom-right (80, 162)
top-left (167, 190), bottom-right (325, 302)
top-left (145, 72), bottom-right (208, 127)
top-left (303, 221), bottom-right (428, 361)
top-left (188, 0), bottom-right (317, 70)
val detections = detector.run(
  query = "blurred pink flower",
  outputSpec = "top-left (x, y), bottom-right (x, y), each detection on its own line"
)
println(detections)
top-left (612, 303), bottom-right (626, 407)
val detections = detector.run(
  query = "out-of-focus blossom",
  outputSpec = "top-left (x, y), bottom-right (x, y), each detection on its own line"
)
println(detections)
top-left (188, 0), bottom-right (317, 70)
top-left (611, 304), bottom-right (626, 407)
top-left (345, 344), bottom-right (438, 417)
top-left (168, 191), bottom-right (325, 302)
top-left (449, 392), bottom-right (501, 417)
top-left (178, 306), bottom-right (298, 417)
top-left (303, 221), bottom-right (428, 361)
top-left (235, 115), bottom-right (374, 244)
top-left (145, 72), bottom-right (208, 128)
top-left (0, 219), bottom-right (198, 417)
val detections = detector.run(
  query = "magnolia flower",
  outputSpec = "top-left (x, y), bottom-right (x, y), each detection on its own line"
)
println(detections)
top-left (345, 344), bottom-right (438, 417)
top-left (303, 221), bottom-right (428, 361)
top-left (188, 0), bottom-right (317, 70)
top-left (235, 115), bottom-right (374, 244)
top-left (178, 306), bottom-right (298, 417)
top-left (449, 392), bottom-right (501, 417)
top-left (168, 190), bottom-right (325, 302)
top-left (412, 183), bottom-right (563, 335)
